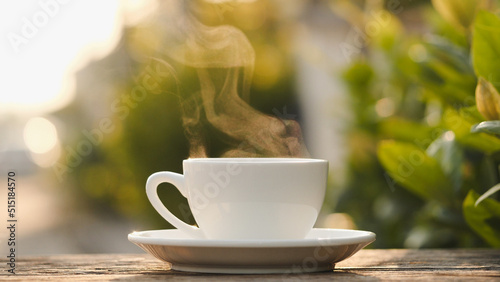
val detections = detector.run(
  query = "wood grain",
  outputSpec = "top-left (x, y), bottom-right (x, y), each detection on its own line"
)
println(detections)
top-left (1, 250), bottom-right (499, 281)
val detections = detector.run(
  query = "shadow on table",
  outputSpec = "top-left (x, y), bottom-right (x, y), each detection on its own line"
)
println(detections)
top-left (110, 267), bottom-right (379, 281)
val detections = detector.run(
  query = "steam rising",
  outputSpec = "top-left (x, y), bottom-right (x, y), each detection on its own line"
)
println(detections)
top-left (158, 1), bottom-right (309, 158)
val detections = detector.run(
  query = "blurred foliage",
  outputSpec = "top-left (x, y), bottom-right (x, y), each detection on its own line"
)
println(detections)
top-left (61, 1), bottom-right (302, 229)
top-left (334, 0), bottom-right (500, 247)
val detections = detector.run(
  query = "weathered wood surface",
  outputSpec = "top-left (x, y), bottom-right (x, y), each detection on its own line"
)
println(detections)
top-left (1, 249), bottom-right (499, 281)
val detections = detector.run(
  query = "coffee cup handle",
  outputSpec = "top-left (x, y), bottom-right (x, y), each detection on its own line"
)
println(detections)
top-left (146, 172), bottom-right (204, 238)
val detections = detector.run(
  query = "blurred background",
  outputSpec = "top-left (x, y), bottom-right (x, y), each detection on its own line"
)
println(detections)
top-left (2, 0), bottom-right (500, 255)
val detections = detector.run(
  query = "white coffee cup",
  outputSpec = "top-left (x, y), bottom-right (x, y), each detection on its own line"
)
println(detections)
top-left (146, 158), bottom-right (328, 240)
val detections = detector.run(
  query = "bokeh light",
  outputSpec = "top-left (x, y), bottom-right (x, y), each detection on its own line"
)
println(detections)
top-left (23, 117), bottom-right (61, 167)
top-left (0, 0), bottom-right (123, 115)
top-left (23, 117), bottom-right (58, 154)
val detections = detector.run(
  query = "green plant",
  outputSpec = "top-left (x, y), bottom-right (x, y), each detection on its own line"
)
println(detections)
top-left (337, 2), bottom-right (500, 247)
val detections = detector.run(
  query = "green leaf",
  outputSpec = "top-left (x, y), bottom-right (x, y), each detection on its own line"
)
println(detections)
top-left (426, 132), bottom-right (463, 194)
top-left (432, 0), bottom-right (480, 29)
top-left (342, 62), bottom-right (374, 90)
top-left (378, 140), bottom-right (454, 206)
top-left (422, 59), bottom-right (475, 102)
top-left (442, 108), bottom-right (472, 137)
top-left (413, 37), bottom-right (476, 104)
top-left (472, 11), bottom-right (500, 92)
top-left (443, 108), bottom-right (500, 153)
top-left (475, 77), bottom-right (500, 120)
top-left (463, 190), bottom-right (500, 247)
top-left (476, 183), bottom-right (500, 206)
top-left (425, 36), bottom-right (473, 74)
top-left (471, 121), bottom-right (500, 135)
top-left (460, 106), bottom-right (485, 124)
top-left (379, 118), bottom-right (435, 144)
top-left (459, 133), bottom-right (500, 154)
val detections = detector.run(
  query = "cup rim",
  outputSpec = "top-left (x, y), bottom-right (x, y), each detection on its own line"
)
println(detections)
top-left (184, 158), bottom-right (327, 164)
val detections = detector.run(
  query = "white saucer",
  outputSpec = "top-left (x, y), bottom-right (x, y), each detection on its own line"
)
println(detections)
top-left (128, 228), bottom-right (375, 274)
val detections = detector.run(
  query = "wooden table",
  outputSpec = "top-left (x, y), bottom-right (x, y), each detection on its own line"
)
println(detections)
top-left (2, 249), bottom-right (499, 281)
